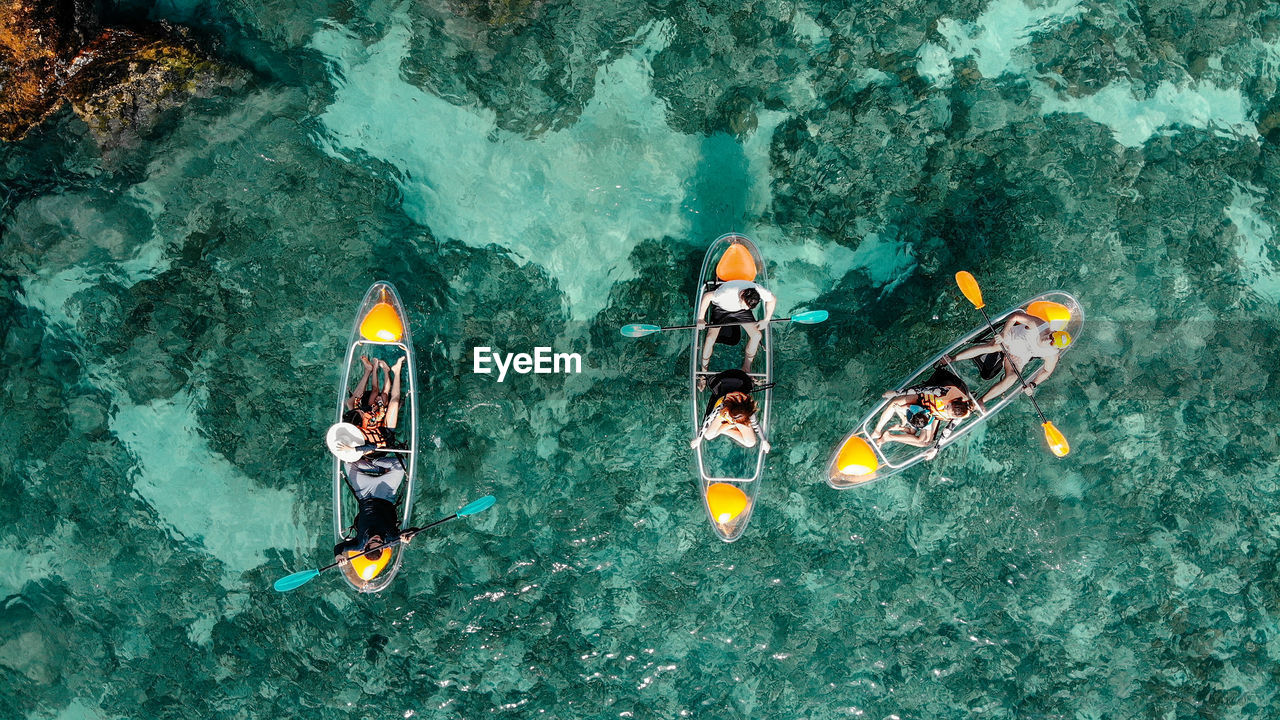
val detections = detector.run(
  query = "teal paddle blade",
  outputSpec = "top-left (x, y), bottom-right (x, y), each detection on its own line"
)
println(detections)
top-left (273, 569), bottom-right (320, 592)
top-left (792, 310), bottom-right (829, 324)
top-left (458, 495), bottom-right (496, 517)
top-left (620, 324), bottom-right (660, 338)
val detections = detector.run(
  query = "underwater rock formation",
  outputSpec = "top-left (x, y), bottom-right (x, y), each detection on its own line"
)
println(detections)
top-left (0, 0), bottom-right (237, 145)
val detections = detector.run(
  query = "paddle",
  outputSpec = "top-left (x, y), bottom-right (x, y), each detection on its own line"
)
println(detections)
top-left (272, 495), bottom-right (497, 592)
top-left (955, 271), bottom-right (1070, 457)
top-left (620, 310), bottom-right (829, 338)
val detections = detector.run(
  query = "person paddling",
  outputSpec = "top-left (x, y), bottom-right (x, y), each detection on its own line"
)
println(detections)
top-left (946, 311), bottom-right (1070, 404)
top-left (695, 279), bottom-right (776, 375)
top-left (332, 452), bottom-right (410, 587)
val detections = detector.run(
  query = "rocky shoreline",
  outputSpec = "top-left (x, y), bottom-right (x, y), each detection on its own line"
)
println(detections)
top-left (1, 0), bottom-right (239, 145)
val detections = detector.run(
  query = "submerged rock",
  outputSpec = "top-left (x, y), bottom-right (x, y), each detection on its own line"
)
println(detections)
top-left (0, 0), bottom-right (237, 145)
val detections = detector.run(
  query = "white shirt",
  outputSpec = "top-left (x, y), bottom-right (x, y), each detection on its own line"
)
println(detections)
top-left (709, 281), bottom-right (775, 312)
top-left (1002, 321), bottom-right (1054, 364)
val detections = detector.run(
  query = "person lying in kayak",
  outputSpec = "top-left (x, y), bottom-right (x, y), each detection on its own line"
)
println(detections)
top-left (945, 311), bottom-right (1071, 403)
top-left (342, 356), bottom-right (406, 450)
top-left (334, 454), bottom-right (410, 569)
top-left (690, 369), bottom-right (771, 451)
top-left (870, 366), bottom-right (973, 456)
top-left (695, 280), bottom-right (776, 374)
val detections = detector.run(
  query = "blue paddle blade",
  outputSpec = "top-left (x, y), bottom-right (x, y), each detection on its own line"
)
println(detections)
top-left (620, 324), bottom-right (660, 338)
top-left (273, 569), bottom-right (320, 592)
top-left (457, 495), bottom-right (497, 517)
top-left (792, 310), bottom-right (829, 324)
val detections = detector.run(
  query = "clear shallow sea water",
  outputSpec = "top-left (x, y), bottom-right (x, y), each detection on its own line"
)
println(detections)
top-left (3, 0), bottom-right (1280, 717)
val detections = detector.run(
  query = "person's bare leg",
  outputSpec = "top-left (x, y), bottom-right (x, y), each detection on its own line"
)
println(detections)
top-left (367, 356), bottom-right (384, 404)
top-left (952, 341), bottom-right (1001, 363)
top-left (871, 401), bottom-right (907, 442)
top-left (700, 329), bottom-right (721, 372)
top-left (981, 358), bottom-right (1023, 403)
top-left (349, 356), bottom-right (373, 410)
top-left (375, 360), bottom-right (391, 405)
top-left (698, 329), bottom-right (722, 390)
top-left (742, 324), bottom-right (762, 372)
top-left (883, 428), bottom-right (933, 448)
top-left (386, 356), bottom-right (405, 429)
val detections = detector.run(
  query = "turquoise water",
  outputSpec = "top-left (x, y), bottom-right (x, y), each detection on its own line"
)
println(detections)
top-left (4, 0), bottom-right (1280, 716)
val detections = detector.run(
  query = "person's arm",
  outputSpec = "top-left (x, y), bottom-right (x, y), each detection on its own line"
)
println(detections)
top-left (719, 421), bottom-right (755, 448)
top-left (386, 356), bottom-right (405, 429)
top-left (1029, 354), bottom-right (1059, 388)
top-left (692, 405), bottom-right (723, 447)
top-left (756, 289), bottom-right (776, 332)
top-left (1003, 311), bottom-right (1037, 329)
top-left (333, 538), bottom-right (356, 561)
top-left (696, 290), bottom-right (715, 328)
top-left (749, 413), bottom-right (769, 453)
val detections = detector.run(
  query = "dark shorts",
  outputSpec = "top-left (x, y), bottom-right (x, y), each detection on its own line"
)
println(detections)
top-left (918, 366), bottom-right (966, 392)
top-left (709, 305), bottom-right (757, 346)
top-left (973, 352), bottom-right (1004, 380)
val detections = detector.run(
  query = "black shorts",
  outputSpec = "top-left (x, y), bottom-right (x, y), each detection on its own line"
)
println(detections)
top-left (708, 305), bottom-right (757, 346)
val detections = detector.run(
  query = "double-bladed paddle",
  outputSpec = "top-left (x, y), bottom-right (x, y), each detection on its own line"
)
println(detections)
top-left (620, 310), bottom-right (829, 338)
top-left (272, 494), bottom-right (497, 592)
top-left (955, 271), bottom-right (1070, 457)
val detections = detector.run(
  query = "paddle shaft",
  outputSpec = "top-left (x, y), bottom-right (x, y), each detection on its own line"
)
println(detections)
top-left (974, 306), bottom-right (1050, 423)
top-left (665, 315), bottom-right (799, 333)
top-left (317, 514), bottom-right (459, 574)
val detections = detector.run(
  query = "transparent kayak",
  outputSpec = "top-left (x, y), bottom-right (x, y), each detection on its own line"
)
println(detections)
top-left (691, 233), bottom-right (773, 542)
top-left (826, 291), bottom-right (1083, 488)
top-left (331, 281), bottom-right (418, 592)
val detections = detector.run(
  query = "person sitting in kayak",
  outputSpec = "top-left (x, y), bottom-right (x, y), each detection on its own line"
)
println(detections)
top-left (690, 369), bottom-right (770, 452)
top-left (946, 311), bottom-right (1071, 404)
top-left (342, 356), bottom-right (406, 450)
top-left (695, 280), bottom-right (776, 375)
top-left (333, 454), bottom-right (410, 570)
top-left (870, 366), bottom-right (973, 457)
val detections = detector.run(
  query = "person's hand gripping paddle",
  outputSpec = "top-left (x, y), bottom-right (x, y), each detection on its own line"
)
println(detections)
top-left (272, 495), bottom-right (497, 592)
top-left (955, 271), bottom-right (1070, 457)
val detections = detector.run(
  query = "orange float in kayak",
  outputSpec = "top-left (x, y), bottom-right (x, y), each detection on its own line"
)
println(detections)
top-left (347, 546), bottom-right (394, 582)
top-left (716, 240), bottom-right (758, 282)
top-left (1026, 300), bottom-right (1071, 331)
top-left (834, 436), bottom-right (878, 478)
top-left (360, 302), bottom-right (404, 342)
top-left (706, 483), bottom-right (749, 524)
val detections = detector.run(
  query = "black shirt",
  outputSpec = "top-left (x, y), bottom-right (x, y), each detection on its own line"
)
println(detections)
top-left (333, 497), bottom-right (400, 556)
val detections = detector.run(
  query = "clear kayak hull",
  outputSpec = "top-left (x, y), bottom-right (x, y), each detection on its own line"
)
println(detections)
top-left (332, 281), bottom-right (418, 592)
top-left (691, 233), bottom-right (773, 541)
top-left (826, 291), bottom-right (1084, 488)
